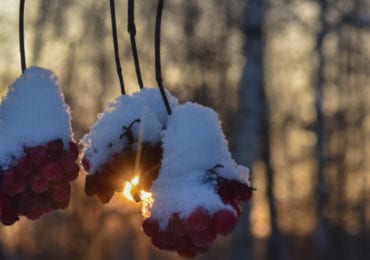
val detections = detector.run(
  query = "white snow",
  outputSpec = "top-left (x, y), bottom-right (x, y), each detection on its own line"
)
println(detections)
top-left (82, 94), bottom-right (162, 174)
top-left (132, 88), bottom-right (178, 127)
top-left (0, 67), bottom-right (73, 168)
top-left (146, 102), bottom-right (249, 227)
top-left (82, 87), bottom-right (178, 174)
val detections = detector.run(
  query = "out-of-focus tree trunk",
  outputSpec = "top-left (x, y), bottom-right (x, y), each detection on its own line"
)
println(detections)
top-left (314, 0), bottom-right (331, 259)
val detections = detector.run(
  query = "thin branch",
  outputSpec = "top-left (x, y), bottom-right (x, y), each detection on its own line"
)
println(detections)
top-left (19, 0), bottom-right (26, 73)
top-left (110, 0), bottom-right (125, 95)
top-left (128, 0), bottom-right (144, 89)
top-left (155, 0), bottom-right (172, 115)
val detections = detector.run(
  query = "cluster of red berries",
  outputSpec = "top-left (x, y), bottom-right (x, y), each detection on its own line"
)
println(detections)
top-left (83, 119), bottom-right (162, 203)
top-left (143, 206), bottom-right (239, 258)
top-left (0, 139), bottom-right (79, 225)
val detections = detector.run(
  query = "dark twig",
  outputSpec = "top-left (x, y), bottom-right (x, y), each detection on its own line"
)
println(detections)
top-left (110, 0), bottom-right (125, 95)
top-left (155, 0), bottom-right (172, 115)
top-left (128, 0), bottom-right (144, 89)
top-left (19, 0), bottom-right (26, 73)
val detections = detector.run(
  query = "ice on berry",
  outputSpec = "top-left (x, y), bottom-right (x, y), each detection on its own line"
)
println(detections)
top-left (0, 67), bottom-right (73, 168)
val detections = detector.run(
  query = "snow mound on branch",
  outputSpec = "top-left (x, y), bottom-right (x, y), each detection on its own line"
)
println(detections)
top-left (0, 67), bottom-right (72, 168)
top-left (82, 95), bottom-right (162, 174)
top-left (160, 102), bottom-right (248, 183)
top-left (148, 102), bottom-right (249, 227)
top-left (132, 88), bottom-right (178, 127)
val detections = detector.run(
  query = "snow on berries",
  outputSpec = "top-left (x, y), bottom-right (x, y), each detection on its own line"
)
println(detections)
top-left (82, 88), bottom-right (178, 203)
top-left (141, 102), bottom-right (252, 257)
top-left (0, 67), bottom-right (79, 225)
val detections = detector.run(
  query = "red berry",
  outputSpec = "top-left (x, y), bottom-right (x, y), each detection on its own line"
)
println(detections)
top-left (26, 208), bottom-right (42, 220)
top-left (28, 174), bottom-right (49, 193)
top-left (240, 186), bottom-right (253, 201)
top-left (17, 155), bottom-right (33, 176)
top-left (63, 163), bottom-right (80, 181)
top-left (68, 141), bottom-right (79, 161)
top-left (190, 228), bottom-right (217, 248)
top-left (142, 218), bottom-right (160, 237)
top-left (18, 192), bottom-right (37, 215)
top-left (57, 152), bottom-right (75, 173)
top-left (54, 199), bottom-right (69, 209)
top-left (170, 213), bottom-right (187, 235)
top-left (96, 190), bottom-right (114, 204)
top-left (184, 207), bottom-right (210, 232)
top-left (82, 157), bottom-right (90, 171)
top-left (2, 170), bottom-right (26, 196)
top-left (41, 161), bottom-right (63, 182)
top-left (212, 209), bottom-right (237, 236)
top-left (49, 182), bottom-right (71, 202)
top-left (228, 199), bottom-right (242, 217)
top-left (46, 139), bottom-right (64, 158)
top-left (26, 146), bottom-right (49, 167)
top-left (0, 193), bottom-right (19, 225)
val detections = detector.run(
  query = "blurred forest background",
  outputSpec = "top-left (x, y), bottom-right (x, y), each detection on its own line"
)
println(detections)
top-left (0, 0), bottom-right (369, 259)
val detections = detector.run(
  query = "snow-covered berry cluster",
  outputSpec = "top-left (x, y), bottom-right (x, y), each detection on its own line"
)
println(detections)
top-left (81, 88), bottom-right (252, 257)
top-left (82, 88), bottom-right (178, 203)
top-left (0, 139), bottom-right (79, 225)
top-left (0, 67), bottom-right (79, 225)
top-left (141, 102), bottom-right (252, 257)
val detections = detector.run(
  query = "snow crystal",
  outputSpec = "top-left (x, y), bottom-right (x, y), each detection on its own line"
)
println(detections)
top-left (0, 67), bottom-right (72, 168)
top-left (82, 94), bottom-right (162, 174)
top-left (132, 87), bottom-right (178, 127)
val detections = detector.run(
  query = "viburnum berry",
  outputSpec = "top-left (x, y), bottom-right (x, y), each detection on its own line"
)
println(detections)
top-left (184, 207), bottom-right (210, 232)
top-left (27, 146), bottom-right (49, 167)
top-left (2, 169), bottom-right (26, 196)
top-left (48, 182), bottom-right (71, 202)
top-left (211, 209), bottom-right (237, 236)
top-left (28, 174), bottom-right (50, 193)
top-left (143, 218), bottom-right (160, 237)
top-left (46, 139), bottom-right (64, 158)
top-left (41, 161), bottom-right (63, 182)
top-left (16, 155), bottom-right (33, 176)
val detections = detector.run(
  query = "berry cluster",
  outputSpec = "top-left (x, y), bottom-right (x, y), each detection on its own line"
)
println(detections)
top-left (142, 207), bottom-right (238, 258)
top-left (83, 120), bottom-right (162, 203)
top-left (206, 165), bottom-right (253, 218)
top-left (0, 139), bottom-right (79, 225)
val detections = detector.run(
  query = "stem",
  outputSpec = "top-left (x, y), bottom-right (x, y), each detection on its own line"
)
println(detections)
top-left (110, 0), bottom-right (125, 95)
top-left (155, 0), bottom-right (172, 115)
top-left (128, 0), bottom-right (144, 89)
top-left (19, 0), bottom-right (26, 73)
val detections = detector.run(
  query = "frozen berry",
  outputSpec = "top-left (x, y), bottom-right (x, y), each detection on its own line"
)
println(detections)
top-left (142, 218), bottom-right (160, 237)
top-left (68, 141), bottom-right (79, 161)
top-left (54, 199), bottom-right (69, 209)
top-left (27, 146), bottom-right (49, 167)
top-left (184, 207), bottom-right (210, 232)
top-left (190, 228), bottom-right (217, 248)
top-left (46, 139), bottom-right (64, 158)
top-left (41, 161), bottom-right (63, 182)
top-left (0, 194), bottom-right (19, 225)
top-left (212, 209), bottom-right (237, 236)
top-left (2, 170), bottom-right (26, 196)
top-left (170, 213), bottom-right (187, 235)
top-left (28, 174), bottom-right (49, 193)
top-left (177, 248), bottom-right (197, 258)
top-left (57, 152), bottom-right (76, 173)
top-left (49, 182), bottom-right (71, 202)
top-left (17, 155), bottom-right (33, 176)
top-left (63, 163), bottom-right (80, 181)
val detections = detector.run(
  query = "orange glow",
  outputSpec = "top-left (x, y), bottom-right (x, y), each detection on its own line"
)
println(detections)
top-left (122, 176), bottom-right (153, 217)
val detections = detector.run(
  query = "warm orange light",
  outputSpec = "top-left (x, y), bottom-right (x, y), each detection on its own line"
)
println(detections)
top-left (122, 176), bottom-right (153, 214)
